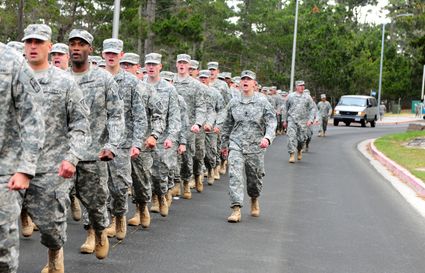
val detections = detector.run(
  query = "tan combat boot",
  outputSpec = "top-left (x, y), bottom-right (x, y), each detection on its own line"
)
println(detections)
top-left (150, 194), bottom-right (160, 213)
top-left (171, 182), bottom-right (181, 197)
top-left (94, 230), bottom-right (109, 259)
top-left (189, 178), bottom-right (195, 189)
top-left (195, 175), bottom-right (203, 193)
top-left (214, 166), bottom-right (221, 180)
top-left (251, 198), bottom-right (260, 217)
top-left (183, 182), bottom-right (192, 200)
top-left (139, 203), bottom-right (151, 228)
top-left (165, 190), bottom-right (173, 207)
top-left (207, 169), bottom-right (215, 185)
top-left (128, 204), bottom-right (140, 226)
top-left (21, 209), bottom-right (34, 237)
top-left (219, 160), bottom-right (227, 175)
top-left (115, 216), bottom-right (127, 240)
top-left (297, 150), bottom-right (303, 161)
top-left (289, 153), bottom-right (295, 163)
top-left (159, 195), bottom-right (169, 217)
top-left (70, 195), bottom-right (81, 221)
top-left (80, 227), bottom-right (95, 254)
top-left (41, 248), bottom-right (64, 273)
top-left (105, 216), bottom-right (116, 238)
top-left (227, 206), bottom-right (241, 223)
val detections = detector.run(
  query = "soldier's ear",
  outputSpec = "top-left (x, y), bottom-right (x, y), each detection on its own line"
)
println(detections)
top-left (89, 46), bottom-right (93, 54)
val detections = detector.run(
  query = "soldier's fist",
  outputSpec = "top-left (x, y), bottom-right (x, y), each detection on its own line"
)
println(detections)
top-left (221, 148), bottom-right (229, 158)
top-left (144, 136), bottom-right (157, 149)
top-left (58, 160), bottom-right (76, 178)
top-left (8, 172), bottom-right (30, 190)
top-left (204, 124), bottom-right (212, 132)
top-left (214, 127), bottom-right (220, 134)
top-left (178, 144), bottom-right (186, 154)
top-left (130, 146), bottom-right (141, 159)
top-left (191, 124), bottom-right (200, 133)
top-left (164, 139), bottom-right (173, 149)
top-left (259, 138), bottom-right (270, 149)
top-left (99, 149), bottom-right (114, 161)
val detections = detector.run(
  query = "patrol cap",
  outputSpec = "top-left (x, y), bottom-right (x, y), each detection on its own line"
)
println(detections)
top-left (120, 53), bottom-right (140, 64)
top-left (98, 60), bottom-right (106, 67)
top-left (160, 71), bottom-right (174, 81)
top-left (295, 80), bottom-right (305, 86)
top-left (271, 86), bottom-right (277, 90)
top-left (198, 70), bottom-right (211, 78)
top-left (102, 38), bottom-right (123, 54)
top-left (320, 94), bottom-right (326, 99)
top-left (190, 60), bottom-right (199, 69)
top-left (232, 76), bottom-right (241, 84)
top-left (224, 72), bottom-right (232, 79)
top-left (207, 61), bottom-right (219, 70)
top-left (240, 70), bottom-right (256, 80)
top-left (68, 29), bottom-right (93, 45)
top-left (304, 89), bottom-right (310, 94)
top-left (176, 54), bottom-right (191, 63)
top-left (145, 53), bottom-right (162, 64)
top-left (7, 41), bottom-right (24, 54)
top-left (50, 43), bottom-right (69, 54)
top-left (89, 56), bottom-right (102, 64)
top-left (218, 73), bottom-right (225, 80)
top-left (22, 24), bottom-right (52, 41)
top-left (282, 91), bottom-right (288, 96)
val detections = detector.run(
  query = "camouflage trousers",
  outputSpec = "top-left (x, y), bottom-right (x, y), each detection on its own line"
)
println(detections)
top-left (228, 150), bottom-right (265, 208)
top-left (0, 177), bottom-right (20, 273)
top-left (181, 131), bottom-right (205, 182)
top-left (306, 126), bottom-right (313, 147)
top-left (107, 148), bottom-right (132, 217)
top-left (286, 120), bottom-right (308, 154)
top-left (204, 132), bottom-right (218, 171)
top-left (131, 151), bottom-right (153, 204)
top-left (169, 150), bottom-right (183, 185)
top-left (24, 173), bottom-right (70, 249)
top-left (320, 117), bottom-right (329, 133)
top-left (75, 161), bottom-right (109, 231)
top-left (151, 142), bottom-right (177, 196)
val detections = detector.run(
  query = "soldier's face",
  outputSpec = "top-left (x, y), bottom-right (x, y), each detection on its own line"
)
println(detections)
top-left (296, 84), bottom-right (305, 93)
top-left (121, 62), bottom-right (140, 76)
top-left (241, 77), bottom-right (255, 92)
top-left (209, 69), bottom-right (219, 79)
top-left (103, 51), bottom-right (123, 67)
top-left (24, 39), bottom-right (52, 66)
top-left (69, 38), bottom-right (92, 64)
top-left (199, 77), bottom-right (209, 85)
top-left (176, 61), bottom-right (190, 75)
top-left (146, 63), bottom-right (162, 78)
top-left (189, 68), bottom-right (199, 77)
top-left (50, 52), bottom-right (69, 70)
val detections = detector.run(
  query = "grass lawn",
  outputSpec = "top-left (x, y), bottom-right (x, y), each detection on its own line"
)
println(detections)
top-left (374, 130), bottom-right (425, 182)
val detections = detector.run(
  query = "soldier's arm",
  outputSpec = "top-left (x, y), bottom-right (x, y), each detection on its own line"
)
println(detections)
top-left (64, 80), bottom-right (91, 166)
top-left (307, 97), bottom-right (316, 123)
top-left (214, 91), bottom-right (225, 127)
top-left (132, 83), bottom-right (148, 149)
top-left (104, 77), bottom-right (125, 156)
top-left (178, 97), bottom-right (189, 145)
top-left (220, 101), bottom-right (234, 149)
top-left (194, 82), bottom-right (207, 127)
top-left (263, 99), bottom-right (277, 144)
top-left (147, 86), bottom-right (166, 139)
top-left (282, 97), bottom-right (290, 122)
top-left (165, 88), bottom-right (181, 142)
top-left (14, 61), bottom-right (45, 177)
top-left (205, 89), bottom-right (216, 127)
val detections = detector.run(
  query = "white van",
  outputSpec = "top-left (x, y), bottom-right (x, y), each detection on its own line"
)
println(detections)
top-left (333, 95), bottom-right (378, 127)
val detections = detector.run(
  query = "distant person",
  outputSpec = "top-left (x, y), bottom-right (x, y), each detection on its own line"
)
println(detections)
top-left (379, 102), bottom-right (386, 121)
top-left (317, 94), bottom-right (332, 137)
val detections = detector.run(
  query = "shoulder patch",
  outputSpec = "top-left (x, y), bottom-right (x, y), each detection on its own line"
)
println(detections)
top-left (29, 77), bottom-right (41, 93)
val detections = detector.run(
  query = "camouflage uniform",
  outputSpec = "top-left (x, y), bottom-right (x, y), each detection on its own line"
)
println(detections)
top-left (173, 75), bottom-right (206, 182)
top-left (0, 43), bottom-right (44, 273)
top-left (145, 78), bottom-right (181, 196)
top-left (71, 64), bottom-right (124, 231)
top-left (282, 92), bottom-right (315, 154)
top-left (221, 92), bottom-right (276, 208)
top-left (108, 69), bottom-right (147, 217)
top-left (317, 99), bottom-right (332, 134)
top-left (23, 65), bottom-right (90, 251)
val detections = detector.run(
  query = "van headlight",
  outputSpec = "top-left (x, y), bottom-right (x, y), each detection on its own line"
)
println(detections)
top-left (358, 111), bottom-right (365, 116)
top-left (334, 110), bottom-right (339, 115)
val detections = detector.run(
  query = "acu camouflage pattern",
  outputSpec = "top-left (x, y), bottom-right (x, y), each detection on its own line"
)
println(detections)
top-left (317, 100), bottom-right (332, 133)
top-left (0, 44), bottom-right (44, 273)
top-left (211, 78), bottom-right (232, 106)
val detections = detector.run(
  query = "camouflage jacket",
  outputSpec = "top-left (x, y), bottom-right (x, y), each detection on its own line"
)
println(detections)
top-left (0, 43), bottom-right (44, 177)
top-left (282, 92), bottom-right (315, 123)
top-left (173, 75), bottom-right (206, 127)
top-left (35, 65), bottom-right (90, 173)
top-left (221, 93), bottom-right (276, 154)
top-left (211, 79), bottom-right (232, 107)
top-left (272, 94), bottom-right (284, 113)
top-left (177, 94), bottom-right (189, 145)
top-left (114, 69), bottom-right (147, 149)
top-left (71, 65), bottom-right (124, 160)
top-left (204, 85), bottom-right (225, 130)
top-left (145, 78), bottom-right (180, 144)
top-left (317, 100), bottom-right (332, 118)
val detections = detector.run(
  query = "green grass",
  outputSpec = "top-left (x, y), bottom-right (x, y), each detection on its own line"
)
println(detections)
top-left (375, 131), bottom-right (425, 182)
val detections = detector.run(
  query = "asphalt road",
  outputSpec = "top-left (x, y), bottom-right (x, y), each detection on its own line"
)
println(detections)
top-left (18, 123), bottom-right (425, 273)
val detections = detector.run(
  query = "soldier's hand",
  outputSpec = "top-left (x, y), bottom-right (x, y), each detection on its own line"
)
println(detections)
top-left (144, 136), bottom-right (157, 149)
top-left (204, 124), bottom-right (212, 132)
top-left (8, 172), bottom-right (30, 191)
top-left (99, 149), bottom-right (114, 161)
top-left (191, 124), bottom-right (200, 134)
top-left (221, 148), bottom-right (229, 158)
top-left (58, 160), bottom-right (76, 178)
top-left (283, 121), bottom-right (287, 129)
top-left (259, 138), bottom-right (270, 149)
top-left (214, 127), bottom-right (220, 134)
top-left (130, 146), bottom-right (141, 159)
top-left (178, 144), bottom-right (186, 154)
top-left (164, 139), bottom-right (173, 149)
top-left (307, 121), bottom-right (312, 127)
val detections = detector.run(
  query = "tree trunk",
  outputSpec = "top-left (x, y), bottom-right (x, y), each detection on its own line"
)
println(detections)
top-left (17, 0), bottom-right (25, 40)
top-left (144, 0), bottom-right (156, 54)
top-left (137, 0), bottom-right (145, 58)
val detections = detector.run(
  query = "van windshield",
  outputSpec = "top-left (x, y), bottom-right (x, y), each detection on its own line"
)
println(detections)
top-left (338, 97), bottom-right (366, 107)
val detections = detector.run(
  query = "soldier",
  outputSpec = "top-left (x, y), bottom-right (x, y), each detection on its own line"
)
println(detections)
top-left (282, 81), bottom-right (315, 163)
top-left (68, 29), bottom-right (125, 259)
top-left (144, 53), bottom-right (181, 216)
top-left (50, 43), bottom-right (69, 70)
top-left (174, 54), bottom-right (207, 199)
top-left (0, 41), bottom-right (44, 273)
top-left (120, 52), bottom-right (141, 76)
top-left (189, 59), bottom-right (200, 78)
top-left (88, 55), bottom-right (102, 67)
top-left (198, 70), bottom-right (225, 184)
top-left (6, 41), bottom-right (25, 56)
top-left (303, 90), bottom-right (318, 152)
top-left (101, 39), bottom-right (147, 241)
top-left (98, 60), bottom-right (106, 68)
top-left (220, 70), bottom-right (276, 223)
top-left (317, 94), bottom-right (332, 137)
top-left (22, 24), bottom-right (91, 273)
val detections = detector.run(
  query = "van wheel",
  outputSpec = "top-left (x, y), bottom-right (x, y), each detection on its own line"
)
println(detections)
top-left (333, 119), bottom-right (339, 126)
top-left (344, 121), bottom-right (351, 126)
top-left (361, 117), bottom-right (366, 127)
top-left (370, 120), bottom-right (376, 127)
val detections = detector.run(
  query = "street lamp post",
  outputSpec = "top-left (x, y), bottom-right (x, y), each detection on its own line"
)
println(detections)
top-left (377, 13), bottom-right (413, 120)
top-left (289, 0), bottom-right (299, 93)
top-left (112, 0), bottom-right (121, 38)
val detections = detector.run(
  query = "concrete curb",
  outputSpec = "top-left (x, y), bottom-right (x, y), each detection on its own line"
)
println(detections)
top-left (369, 140), bottom-right (425, 197)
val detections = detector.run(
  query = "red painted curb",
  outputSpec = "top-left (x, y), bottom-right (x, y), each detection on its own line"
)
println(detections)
top-left (369, 140), bottom-right (425, 196)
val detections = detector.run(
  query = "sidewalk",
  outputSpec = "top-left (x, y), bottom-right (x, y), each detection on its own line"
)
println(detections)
top-left (376, 114), bottom-right (424, 125)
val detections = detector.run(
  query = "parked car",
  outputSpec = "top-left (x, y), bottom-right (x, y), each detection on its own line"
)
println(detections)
top-left (333, 95), bottom-right (378, 127)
